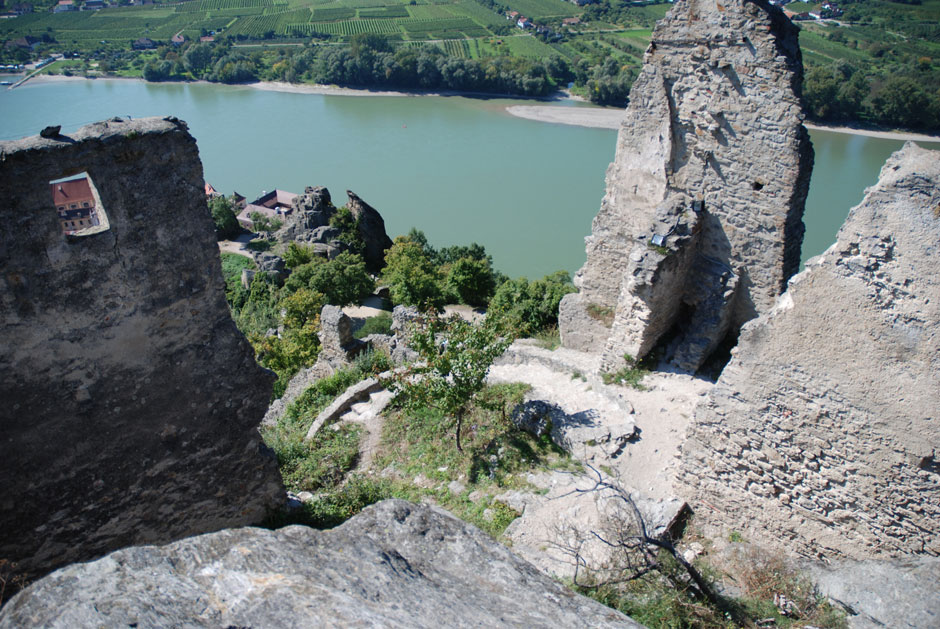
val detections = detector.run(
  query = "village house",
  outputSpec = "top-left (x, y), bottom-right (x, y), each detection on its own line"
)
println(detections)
top-left (51, 176), bottom-right (100, 234)
top-left (83, 0), bottom-right (106, 10)
top-left (236, 189), bottom-right (297, 231)
top-left (132, 37), bottom-right (156, 50)
top-left (52, 0), bottom-right (76, 12)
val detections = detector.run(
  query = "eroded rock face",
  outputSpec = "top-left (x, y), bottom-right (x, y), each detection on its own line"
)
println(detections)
top-left (0, 117), bottom-right (284, 580)
top-left (560, 0), bottom-right (813, 372)
top-left (0, 500), bottom-right (641, 629)
top-left (277, 184), bottom-right (335, 243)
top-left (347, 190), bottom-right (394, 272)
top-left (678, 143), bottom-right (940, 559)
top-left (275, 188), bottom-right (392, 271)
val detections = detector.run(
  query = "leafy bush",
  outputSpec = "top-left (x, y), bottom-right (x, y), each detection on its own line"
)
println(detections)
top-left (445, 257), bottom-right (496, 307)
top-left (209, 195), bottom-right (241, 240)
top-left (329, 206), bottom-right (366, 256)
top-left (248, 211), bottom-right (283, 232)
top-left (489, 271), bottom-right (576, 336)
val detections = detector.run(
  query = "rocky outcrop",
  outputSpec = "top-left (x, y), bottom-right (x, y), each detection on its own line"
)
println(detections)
top-left (678, 143), bottom-right (940, 559)
top-left (347, 190), bottom-right (394, 271)
top-left (273, 187), bottom-right (391, 271)
top-left (560, 0), bottom-right (813, 373)
top-left (0, 117), bottom-right (284, 581)
top-left (0, 500), bottom-right (640, 628)
top-left (317, 304), bottom-right (367, 366)
top-left (276, 184), bottom-right (336, 244)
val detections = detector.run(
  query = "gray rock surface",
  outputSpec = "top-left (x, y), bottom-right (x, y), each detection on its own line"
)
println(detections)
top-left (317, 304), bottom-right (367, 366)
top-left (560, 0), bottom-right (812, 373)
top-left (678, 143), bottom-right (940, 559)
top-left (0, 500), bottom-right (641, 628)
top-left (0, 117), bottom-right (284, 581)
top-left (276, 184), bottom-right (335, 243)
top-left (304, 376), bottom-right (383, 441)
top-left (804, 556), bottom-right (940, 628)
top-left (346, 189), bottom-right (393, 272)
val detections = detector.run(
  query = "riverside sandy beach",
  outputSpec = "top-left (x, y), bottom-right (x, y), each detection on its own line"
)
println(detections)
top-left (505, 102), bottom-right (940, 143)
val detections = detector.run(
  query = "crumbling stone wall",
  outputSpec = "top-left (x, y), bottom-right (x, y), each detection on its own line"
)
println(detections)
top-left (0, 117), bottom-right (284, 579)
top-left (678, 144), bottom-right (940, 559)
top-left (560, 0), bottom-right (813, 372)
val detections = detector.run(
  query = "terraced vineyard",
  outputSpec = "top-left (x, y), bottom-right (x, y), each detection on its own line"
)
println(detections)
top-left (0, 0), bottom-right (564, 48)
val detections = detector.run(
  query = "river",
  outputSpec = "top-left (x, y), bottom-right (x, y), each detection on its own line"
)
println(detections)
top-left (2, 78), bottom-right (934, 279)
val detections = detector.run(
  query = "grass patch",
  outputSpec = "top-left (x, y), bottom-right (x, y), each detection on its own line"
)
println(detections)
top-left (532, 325), bottom-right (560, 350)
top-left (731, 547), bottom-right (848, 628)
top-left (353, 311), bottom-right (393, 339)
top-left (374, 381), bottom-right (573, 535)
top-left (601, 353), bottom-right (649, 389)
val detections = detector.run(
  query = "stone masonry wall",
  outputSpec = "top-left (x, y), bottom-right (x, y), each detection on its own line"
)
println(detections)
top-left (0, 117), bottom-right (284, 579)
top-left (560, 0), bottom-right (813, 372)
top-left (678, 143), bottom-right (940, 559)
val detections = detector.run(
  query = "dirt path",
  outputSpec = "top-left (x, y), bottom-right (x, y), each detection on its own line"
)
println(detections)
top-left (338, 389), bottom-right (395, 471)
top-left (489, 342), bottom-right (711, 496)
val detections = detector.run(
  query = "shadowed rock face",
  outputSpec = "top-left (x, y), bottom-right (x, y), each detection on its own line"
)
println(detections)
top-left (560, 0), bottom-right (813, 372)
top-left (0, 500), bottom-right (642, 629)
top-left (678, 143), bottom-right (940, 559)
top-left (347, 190), bottom-right (394, 272)
top-left (0, 117), bottom-right (284, 581)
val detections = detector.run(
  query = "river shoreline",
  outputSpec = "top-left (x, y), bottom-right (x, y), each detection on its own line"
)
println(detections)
top-left (17, 73), bottom-right (940, 143)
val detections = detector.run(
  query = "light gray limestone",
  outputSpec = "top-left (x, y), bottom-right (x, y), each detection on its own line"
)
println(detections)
top-left (678, 143), bottom-right (940, 559)
top-left (0, 500), bottom-right (641, 628)
top-left (560, 0), bottom-right (813, 373)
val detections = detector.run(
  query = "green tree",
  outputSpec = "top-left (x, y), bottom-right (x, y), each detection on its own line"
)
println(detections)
top-left (285, 252), bottom-right (374, 306)
top-left (392, 312), bottom-right (512, 451)
top-left (871, 75), bottom-right (938, 129)
top-left (382, 236), bottom-right (444, 308)
top-left (209, 195), bottom-right (240, 240)
top-left (183, 42), bottom-right (212, 76)
top-left (445, 257), bottom-right (496, 307)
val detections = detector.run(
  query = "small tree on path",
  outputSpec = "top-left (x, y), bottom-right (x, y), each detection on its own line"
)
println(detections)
top-left (392, 311), bottom-right (512, 452)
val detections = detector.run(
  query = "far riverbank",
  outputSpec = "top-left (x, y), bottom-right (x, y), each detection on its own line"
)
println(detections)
top-left (505, 103), bottom-right (940, 143)
top-left (21, 74), bottom-right (938, 144)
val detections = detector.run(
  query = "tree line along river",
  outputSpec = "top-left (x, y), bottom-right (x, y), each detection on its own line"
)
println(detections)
top-left (2, 78), bottom-right (934, 280)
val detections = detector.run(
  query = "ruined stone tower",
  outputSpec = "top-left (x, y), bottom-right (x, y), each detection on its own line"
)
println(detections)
top-left (559, 0), bottom-right (813, 372)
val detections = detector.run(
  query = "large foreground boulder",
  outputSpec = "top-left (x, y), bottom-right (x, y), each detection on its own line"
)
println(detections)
top-left (0, 500), bottom-right (640, 628)
top-left (0, 117), bottom-right (283, 581)
top-left (678, 143), bottom-right (940, 559)
top-left (560, 0), bottom-right (813, 372)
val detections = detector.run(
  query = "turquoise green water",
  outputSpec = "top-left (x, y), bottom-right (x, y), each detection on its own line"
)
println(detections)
top-left (2, 79), bottom-right (934, 278)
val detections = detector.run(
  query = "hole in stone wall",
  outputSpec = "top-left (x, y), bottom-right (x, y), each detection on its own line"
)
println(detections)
top-left (752, 180), bottom-right (764, 191)
top-left (50, 172), bottom-right (110, 237)
top-left (918, 453), bottom-right (939, 474)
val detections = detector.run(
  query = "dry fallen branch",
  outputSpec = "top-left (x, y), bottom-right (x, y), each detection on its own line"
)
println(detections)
top-left (551, 464), bottom-right (723, 610)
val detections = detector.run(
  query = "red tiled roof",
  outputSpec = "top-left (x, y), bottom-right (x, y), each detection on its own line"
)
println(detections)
top-left (51, 177), bottom-right (93, 207)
